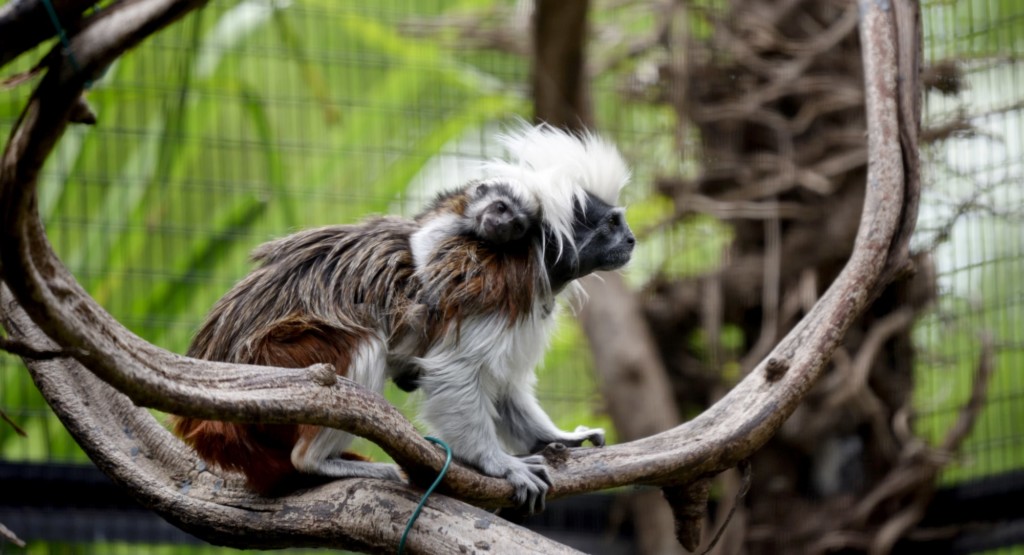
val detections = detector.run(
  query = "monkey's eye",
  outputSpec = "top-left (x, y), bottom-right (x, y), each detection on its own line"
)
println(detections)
top-left (608, 214), bottom-right (620, 228)
top-left (494, 201), bottom-right (508, 214)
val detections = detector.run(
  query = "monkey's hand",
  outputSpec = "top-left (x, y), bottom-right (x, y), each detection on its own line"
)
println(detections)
top-left (477, 453), bottom-right (552, 514)
top-left (531, 426), bottom-right (606, 452)
top-left (563, 425), bottom-right (606, 448)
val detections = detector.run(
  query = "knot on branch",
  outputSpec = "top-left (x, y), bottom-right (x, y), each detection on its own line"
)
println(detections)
top-left (764, 356), bottom-right (790, 381)
top-left (663, 479), bottom-right (711, 552)
top-left (537, 442), bottom-right (570, 466)
top-left (305, 363), bottom-right (337, 386)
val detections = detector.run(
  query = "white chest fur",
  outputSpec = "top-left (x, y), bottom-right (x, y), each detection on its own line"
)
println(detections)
top-left (415, 302), bottom-right (557, 400)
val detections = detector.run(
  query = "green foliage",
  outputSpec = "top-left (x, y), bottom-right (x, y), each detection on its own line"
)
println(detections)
top-left (912, 0), bottom-right (1024, 484)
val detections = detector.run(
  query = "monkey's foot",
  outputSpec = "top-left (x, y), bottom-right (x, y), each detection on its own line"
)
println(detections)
top-left (471, 453), bottom-right (551, 514)
top-left (299, 458), bottom-right (404, 482)
top-left (503, 454), bottom-right (552, 514)
top-left (542, 426), bottom-right (606, 450)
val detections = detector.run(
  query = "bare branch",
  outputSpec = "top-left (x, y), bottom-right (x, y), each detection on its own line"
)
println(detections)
top-left (810, 337), bottom-right (997, 555)
top-left (4, 0), bottom-right (911, 497)
top-left (0, 285), bottom-right (582, 554)
top-left (0, 334), bottom-right (75, 359)
top-left (699, 460), bottom-right (752, 555)
top-left (0, 409), bottom-right (27, 437)
top-left (0, 520), bottom-right (26, 548)
top-left (822, 307), bottom-right (916, 409)
top-left (0, 0), bottom-right (98, 70)
top-left (941, 334), bottom-right (995, 452)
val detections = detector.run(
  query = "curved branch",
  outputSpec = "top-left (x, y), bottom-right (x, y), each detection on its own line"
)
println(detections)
top-left (1, 289), bottom-right (578, 554)
top-left (0, 0), bottom-right (918, 552)
top-left (0, 0), bottom-right (98, 70)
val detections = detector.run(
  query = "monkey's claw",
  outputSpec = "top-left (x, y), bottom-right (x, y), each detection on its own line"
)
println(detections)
top-left (573, 425), bottom-right (606, 447)
top-left (505, 455), bottom-right (551, 514)
top-left (551, 426), bottom-right (605, 448)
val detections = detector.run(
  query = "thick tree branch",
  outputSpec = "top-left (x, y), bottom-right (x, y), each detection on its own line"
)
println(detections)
top-left (0, 0), bottom-right (918, 552)
top-left (0, 0), bottom-right (555, 516)
top-left (0, 335), bottom-right (74, 359)
top-left (1, 288), bottom-right (578, 554)
top-left (0, 0), bottom-right (98, 70)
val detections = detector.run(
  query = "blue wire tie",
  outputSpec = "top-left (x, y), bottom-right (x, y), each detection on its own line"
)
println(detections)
top-left (398, 436), bottom-right (453, 555)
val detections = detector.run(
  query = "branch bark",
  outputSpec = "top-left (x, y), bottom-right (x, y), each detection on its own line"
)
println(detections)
top-left (0, 0), bottom-right (98, 70)
top-left (0, 0), bottom-right (918, 552)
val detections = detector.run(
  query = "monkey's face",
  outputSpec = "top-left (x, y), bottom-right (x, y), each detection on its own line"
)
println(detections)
top-left (546, 192), bottom-right (635, 291)
top-left (467, 181), bottom-right (538, 245)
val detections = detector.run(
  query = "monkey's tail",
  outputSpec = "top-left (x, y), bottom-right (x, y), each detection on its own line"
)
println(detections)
top-left (171, 416), bottom-right (298, 495)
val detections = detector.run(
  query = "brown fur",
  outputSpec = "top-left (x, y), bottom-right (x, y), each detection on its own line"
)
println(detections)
top-left (172, 218), bottom-right (422, 493)
top-left (420, 234), bottom-right (537, 328)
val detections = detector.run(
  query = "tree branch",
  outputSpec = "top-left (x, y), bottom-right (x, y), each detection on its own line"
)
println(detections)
top-left (0, 0), bottom-right (99, 70)
top-left (0, 520), bottom-right (26, 548)
top-left (0, 285), bottom-right (582, 554)
top-left (0, 335), bottom-right (74, 359)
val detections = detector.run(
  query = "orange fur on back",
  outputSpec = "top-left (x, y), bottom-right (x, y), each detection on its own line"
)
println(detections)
top-left (172, 317), bottom-right (365, 494)
top-left (171, 221), bottom-right (423, 494)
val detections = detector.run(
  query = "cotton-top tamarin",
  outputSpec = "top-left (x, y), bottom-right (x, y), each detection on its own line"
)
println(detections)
top-left (172, 124), bottom-right (634, 512)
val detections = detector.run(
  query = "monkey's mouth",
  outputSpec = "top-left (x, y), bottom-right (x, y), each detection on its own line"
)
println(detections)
top-left (481, 219), bottom-right (511, 243)
top-left (597, 243), bottom-right (634, 271)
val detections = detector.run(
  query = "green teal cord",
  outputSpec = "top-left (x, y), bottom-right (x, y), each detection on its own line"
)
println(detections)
top-left (40, 0), bottom-right (82, 74)
top-left (398, 436), bottom-right (452, 555)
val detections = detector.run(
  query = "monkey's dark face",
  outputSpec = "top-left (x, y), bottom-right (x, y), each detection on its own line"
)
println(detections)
top-left (546, 192), bottom-right (635, 291)
top-left (467, 181), bottom-right (537, 245)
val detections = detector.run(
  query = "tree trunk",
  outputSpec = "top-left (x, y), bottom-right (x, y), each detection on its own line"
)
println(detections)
top-left (532, 2), bottom-right (691, 553)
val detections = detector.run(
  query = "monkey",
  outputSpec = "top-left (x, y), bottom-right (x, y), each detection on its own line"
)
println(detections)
top-left (465, 180), bottom-right (535, 244)
top-left (409, 188), bottom-right (633, 512)
top-left (393, 179), bottom-right (541, 393)
top-left (171, 124), bottom-right (634, 511)
top-left (170, 186), bottom-right (532, 492)
top-left (413, 178), bottom-right (538, 252)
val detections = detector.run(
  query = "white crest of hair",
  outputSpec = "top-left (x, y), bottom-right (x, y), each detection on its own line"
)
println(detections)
top-left (479, 122), bottom-right (631, 259)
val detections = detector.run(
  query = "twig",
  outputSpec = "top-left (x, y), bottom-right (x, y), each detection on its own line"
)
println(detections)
top-left (0, 409), bottom-right (27, 437)
top-left (0, 336), bottom-right (75, 359)
top-left (819, 336), bottom-right (999, 554)
top-left (941, 334), bottom-right (995, 452)
top-left (699, 460), bottom-right (752, 555)
top-left (822, 308), bottom-right (916, 409)
top-left (740, 217), bottom-right (781, 375)
top-left (0, 521), bottom-right (26, 548)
